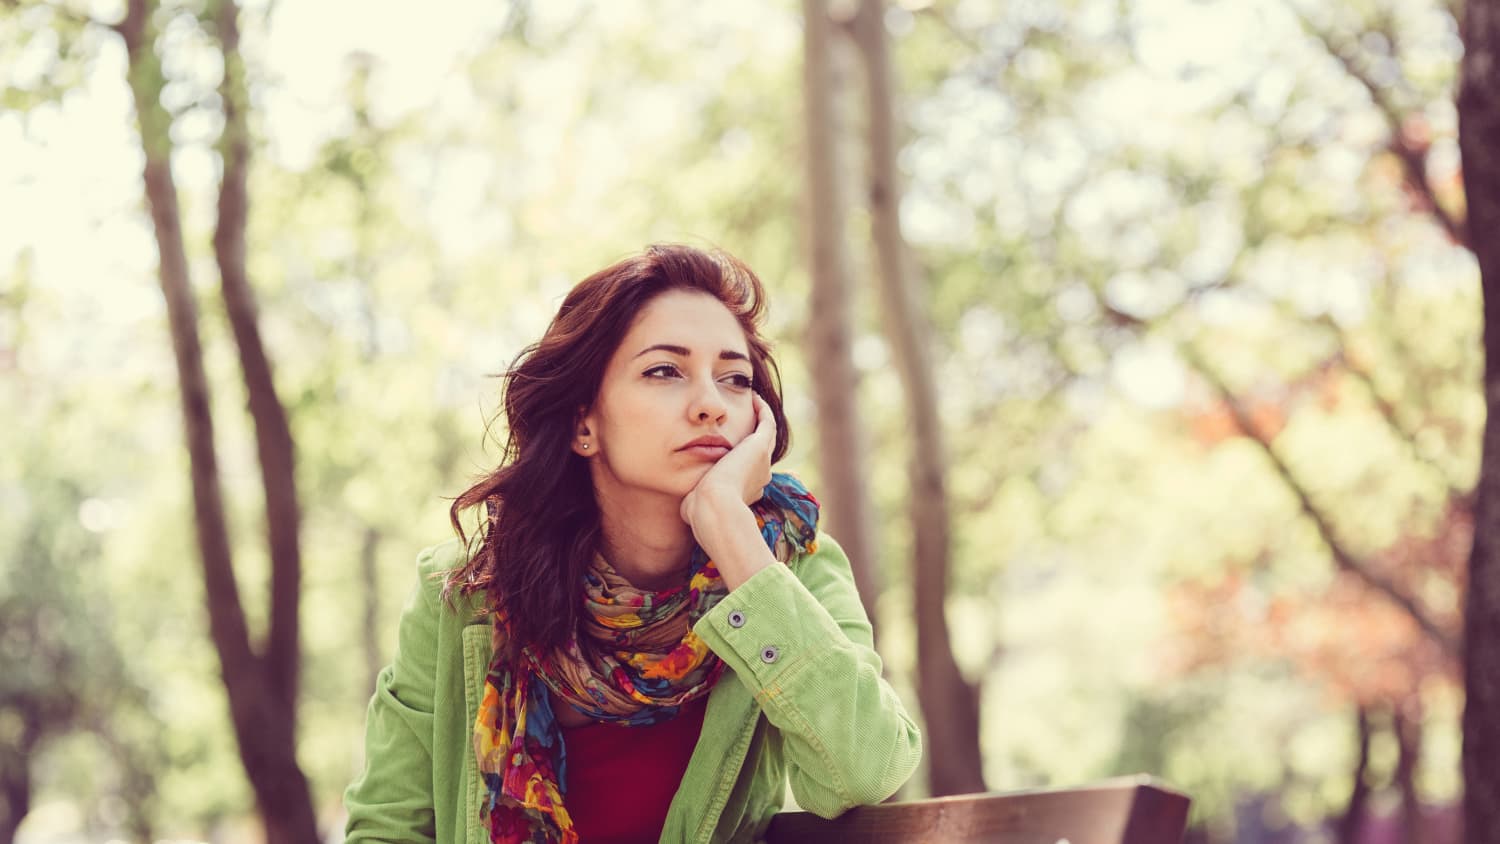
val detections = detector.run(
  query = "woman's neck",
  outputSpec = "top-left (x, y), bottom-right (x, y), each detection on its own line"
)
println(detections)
top-left (595, 493), bottom-right (697, 591)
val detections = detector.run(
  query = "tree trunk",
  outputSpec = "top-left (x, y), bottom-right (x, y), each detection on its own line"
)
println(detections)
top-left (100, 731), bottom-right (158, 844)
top-left (1460, 1), bottom-right (1500, 841)
top-left (117, 0), bottom-right (258, 707)
top-left (211, 8), bottom-right (318, 840)
top-left (802, 0), bottom-right (883, 631)
top-left (0, 781), bottom-right (26, 844)
top-left (362, 526), bottom-right (383, 696)
top-left (344, 69), bottom-right (388, 701)
top-left (117, 2), bottom-right (318, 840)
top-left (1394, 699), bottom-right (1423, 844)
top-left (117, 0), bottom-right (260, 721)
top-left (213, 0), bottom-right (304, 720)
top-left (1337, 704), bottom-right (1371, 844)
top-left (0, 731), bottom-right (33, 844)
top-left (850, 0), bottom-right (987, 795)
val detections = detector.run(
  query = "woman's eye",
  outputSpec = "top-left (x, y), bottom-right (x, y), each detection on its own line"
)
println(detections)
top-left (724, 373), bottom-right (753, 389)
top-left (644, 364), bottom-right (681, 379)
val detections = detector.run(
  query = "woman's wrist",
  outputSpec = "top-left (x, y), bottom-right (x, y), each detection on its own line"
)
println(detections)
top-left (686, 486), bottom-right (775, 590)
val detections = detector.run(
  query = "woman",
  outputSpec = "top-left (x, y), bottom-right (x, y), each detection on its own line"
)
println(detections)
top-left (345, 244), bottom-right (922, 844)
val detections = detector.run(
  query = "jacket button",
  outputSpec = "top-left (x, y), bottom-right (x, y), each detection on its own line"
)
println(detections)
top-left (760, 645), bottom-right (780, 663)
top-left (728, 610), bottom-right (746, 628)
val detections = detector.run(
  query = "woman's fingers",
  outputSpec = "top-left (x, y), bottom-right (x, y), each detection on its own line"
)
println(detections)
top-left (749, 394), bottom-right (774, 499)
top-left (754, 393), bottom-right (776, 442)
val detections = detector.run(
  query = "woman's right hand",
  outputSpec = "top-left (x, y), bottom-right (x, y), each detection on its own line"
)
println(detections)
top-left (679, 392), bottom-right (775, 525)
top-left (677, 393), bottom-right (779, 589)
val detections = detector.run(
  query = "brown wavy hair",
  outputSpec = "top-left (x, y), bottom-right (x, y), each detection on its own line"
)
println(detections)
top-left (445, 244), bottom-right (791, 655)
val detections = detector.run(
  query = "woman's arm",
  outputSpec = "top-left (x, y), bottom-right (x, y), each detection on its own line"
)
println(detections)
top-left (344, 545), bottom-right (442, 843)
top-left (679, 395), bottom-right (922, 813)
top-left (692, 532), bottom-right (924, 817)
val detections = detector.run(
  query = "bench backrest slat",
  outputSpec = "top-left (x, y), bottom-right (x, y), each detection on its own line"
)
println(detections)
top-left (765, 778), bottom-right (1191, 844)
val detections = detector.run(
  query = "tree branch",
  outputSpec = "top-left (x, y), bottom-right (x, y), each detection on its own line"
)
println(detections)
top-left (1177, 341), bottom-right (1461, 660)
top-left (1286, 3), bottom-right (1470, 248)
top-left (1310, 312), bottom-right (1471, 504)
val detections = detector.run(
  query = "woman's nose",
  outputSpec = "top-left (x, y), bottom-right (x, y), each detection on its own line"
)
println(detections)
top-left (689, 377), bottom-right (728, 423)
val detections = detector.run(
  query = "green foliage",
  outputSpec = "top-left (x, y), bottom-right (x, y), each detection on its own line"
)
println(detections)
top-left (0, 3), bottom-right (99, 112)
top-left (0, 378), bottom-right (167, 839)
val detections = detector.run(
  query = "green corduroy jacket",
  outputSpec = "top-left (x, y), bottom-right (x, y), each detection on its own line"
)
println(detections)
top-left (343, 532), bottom-right (922, 844)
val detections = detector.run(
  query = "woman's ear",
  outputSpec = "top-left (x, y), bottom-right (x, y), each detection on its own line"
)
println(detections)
top-left (572, 406), bottom-right (594, 457)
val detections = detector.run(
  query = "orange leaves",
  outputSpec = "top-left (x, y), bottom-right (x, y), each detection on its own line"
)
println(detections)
top-left (1400, 113), bottom-right (1433, 158)
top-left (1181, 371), bottom-right (1345, 448)
top-left (1164, 497), bottom-right (1469, 707)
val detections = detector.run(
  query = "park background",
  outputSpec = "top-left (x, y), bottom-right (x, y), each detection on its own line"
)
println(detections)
top-left (2, 0), bottom-right (1492, 841)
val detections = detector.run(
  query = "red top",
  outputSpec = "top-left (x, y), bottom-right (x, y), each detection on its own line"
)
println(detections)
top-left (561, 695), bottom-right (710, 844)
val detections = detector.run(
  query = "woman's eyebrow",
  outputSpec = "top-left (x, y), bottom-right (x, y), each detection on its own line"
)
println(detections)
top-left (633, 343), bottom-right (749, 363)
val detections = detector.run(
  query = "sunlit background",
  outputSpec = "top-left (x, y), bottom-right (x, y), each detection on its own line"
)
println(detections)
top-left (1, 0), bottom-right (1477, 841)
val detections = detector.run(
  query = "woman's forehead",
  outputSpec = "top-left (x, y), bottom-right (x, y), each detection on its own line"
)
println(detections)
top-left (618, 291), bottom-right (749, 357)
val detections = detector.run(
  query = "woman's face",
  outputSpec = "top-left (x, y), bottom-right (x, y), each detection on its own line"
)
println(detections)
top-left (577, 288), bottom-right (758, 504)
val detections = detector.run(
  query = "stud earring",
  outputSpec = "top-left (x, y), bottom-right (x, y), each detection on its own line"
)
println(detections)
top-left (581, 443), bottom-right (590, 450)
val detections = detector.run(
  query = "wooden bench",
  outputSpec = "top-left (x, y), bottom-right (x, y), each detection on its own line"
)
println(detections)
top-left (766, 776), bottom-right (1191, 843)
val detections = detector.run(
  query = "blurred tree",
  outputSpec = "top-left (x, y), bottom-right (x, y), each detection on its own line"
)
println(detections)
top-left (851, 0), bottom-right (986, 795)
top-left (801, 0), bottom-right (882, 632)
top-left (2, 485), bottom-right (103, 843)
top-left (1336, 705), bottom-right (1372, 844)
top-left (0, 392), bottom-right (165, 844)
top-left (114, 0), bottom-right (316, 839)
top-left (1458, 0), bottom-right (1500, 839)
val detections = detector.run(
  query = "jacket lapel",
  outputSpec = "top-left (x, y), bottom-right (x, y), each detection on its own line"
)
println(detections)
top-left (461, 622), bottom-right (492, 844)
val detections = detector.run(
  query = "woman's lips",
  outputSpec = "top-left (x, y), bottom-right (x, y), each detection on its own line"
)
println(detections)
top-left (681, 445), bottom-right (730, 460)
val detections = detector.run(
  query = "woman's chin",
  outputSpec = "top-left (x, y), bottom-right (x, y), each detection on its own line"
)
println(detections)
top-left (677, 471), bottom-right (711, 493)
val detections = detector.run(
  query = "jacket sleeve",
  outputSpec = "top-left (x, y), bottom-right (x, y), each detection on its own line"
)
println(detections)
top-left (693, 532), bottom-right (923, 818)
top-left (344, 544), bottom-right (443, 843)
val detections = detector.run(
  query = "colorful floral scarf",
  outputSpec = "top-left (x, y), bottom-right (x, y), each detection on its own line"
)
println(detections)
top-left (473, 472), bottom-right (820, 844)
